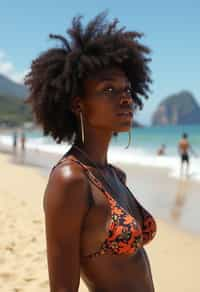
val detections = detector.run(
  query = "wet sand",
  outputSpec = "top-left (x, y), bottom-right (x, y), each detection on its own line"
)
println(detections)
top-left (120, 162), bottom-right (200, 235)
top-left (1, 152), bottom-right (200, 291)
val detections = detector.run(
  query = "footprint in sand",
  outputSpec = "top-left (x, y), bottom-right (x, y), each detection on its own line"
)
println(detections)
top-left (25, 252), bottom-right (32, 257)
top-left (37, 249), bottom-right (46, 256)
top-left (5, 243), bottom-right (16, 252)
top-left (0, 272), bottom-right (15, 280)
top-left (13, 288), bottom-right (22, 292)
top-left (40, 280), bottom-right (49, 288)
top-left (24, 277), bottom-right (36, 282)
top-left (21, 201), bottom-right (27, 206)
top-left (32, 219), bottom-right (42, 224)
top-left (31, 236), bottom-right (37, 242)
top-left (5, 246), bottom-right (14, 253)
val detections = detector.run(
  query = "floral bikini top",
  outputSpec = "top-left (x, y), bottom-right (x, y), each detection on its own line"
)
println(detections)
top-left (52, 157), bottom-right (157, 259)
top-left (68, 158), bottom-right (157, 259)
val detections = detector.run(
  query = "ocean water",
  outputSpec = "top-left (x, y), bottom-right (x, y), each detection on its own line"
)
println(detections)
top-left (1, 124), bottom-right (200, 181)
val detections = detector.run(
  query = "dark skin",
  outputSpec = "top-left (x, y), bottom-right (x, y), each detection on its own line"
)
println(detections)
top-left (44, 67), bottom-right (155, 292)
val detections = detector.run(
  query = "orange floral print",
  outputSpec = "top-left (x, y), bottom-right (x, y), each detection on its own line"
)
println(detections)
top-left (70, 158), bottom-right (157, 259)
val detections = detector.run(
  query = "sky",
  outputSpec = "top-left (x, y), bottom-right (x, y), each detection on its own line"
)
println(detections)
top-left (0, 0), bottom-right (200, 124)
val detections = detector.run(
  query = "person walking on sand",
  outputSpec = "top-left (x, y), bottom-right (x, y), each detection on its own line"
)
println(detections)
top-left (25, 12), bottom-right (157, 292)
top-left (12, 130), bottom-right (18, 155)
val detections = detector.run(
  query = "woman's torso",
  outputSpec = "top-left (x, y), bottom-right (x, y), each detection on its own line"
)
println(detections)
top-left (50, 152), bottom-right (156, 292)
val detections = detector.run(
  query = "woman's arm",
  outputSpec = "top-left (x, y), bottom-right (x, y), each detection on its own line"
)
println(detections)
top-left (44, 163), bottom-right (90, 292)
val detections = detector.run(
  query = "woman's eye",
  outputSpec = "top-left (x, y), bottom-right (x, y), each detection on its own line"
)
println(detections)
top-left (104, 87), bottom-right (113, 94)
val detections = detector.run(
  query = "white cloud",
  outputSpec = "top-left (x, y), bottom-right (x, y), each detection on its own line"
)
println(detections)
top-left (0, 49), bottom-right (27, 84)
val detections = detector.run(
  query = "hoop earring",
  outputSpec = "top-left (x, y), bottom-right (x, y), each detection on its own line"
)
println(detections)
top-left (80, 111), bottom-right (85, 144)
top-left (125, 130), bottom-right (131, 149)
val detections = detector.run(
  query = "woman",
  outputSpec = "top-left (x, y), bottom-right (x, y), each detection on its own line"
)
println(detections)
top-left (25, 12), bottom-right (157, 292)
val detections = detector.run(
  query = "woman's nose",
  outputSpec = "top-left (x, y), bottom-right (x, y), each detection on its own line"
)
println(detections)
top-left (120, 96), bottom-right (132, 105)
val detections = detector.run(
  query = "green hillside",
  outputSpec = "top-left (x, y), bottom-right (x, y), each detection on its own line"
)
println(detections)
top-left (0, 95), bottom-right (32, 126)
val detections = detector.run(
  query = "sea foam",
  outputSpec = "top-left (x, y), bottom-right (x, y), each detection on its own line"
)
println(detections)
top-left (1, 134), bottom-right (200, 182)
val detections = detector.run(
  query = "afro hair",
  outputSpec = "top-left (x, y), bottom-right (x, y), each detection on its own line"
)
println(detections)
top-left (25, 11), bottom-right (152, 143)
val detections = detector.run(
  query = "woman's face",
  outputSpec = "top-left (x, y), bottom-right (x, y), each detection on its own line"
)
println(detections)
top-left (81, 67), bottom-right (135, 133)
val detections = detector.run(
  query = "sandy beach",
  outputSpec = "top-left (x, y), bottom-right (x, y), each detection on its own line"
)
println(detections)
top-left (1, 152), bottom-right (200, 292)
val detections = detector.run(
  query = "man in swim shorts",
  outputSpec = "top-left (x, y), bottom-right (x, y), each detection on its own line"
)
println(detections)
top-left (178, 133), bottom-right (190, 177)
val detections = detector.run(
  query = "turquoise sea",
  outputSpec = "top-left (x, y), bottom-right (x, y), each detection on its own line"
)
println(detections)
top-left (19, 124), bottom-right (200, 155)
top-left (112, 124), bottom-right (200, 155)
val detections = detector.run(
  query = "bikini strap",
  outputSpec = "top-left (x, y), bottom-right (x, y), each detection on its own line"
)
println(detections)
top-left (68, 158), bottom-right (109, 195)
top-left (50, 156), bottom-right (114, 203)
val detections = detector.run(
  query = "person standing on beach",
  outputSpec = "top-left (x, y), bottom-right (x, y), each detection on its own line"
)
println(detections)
top-left (18, 130), bottom-right (26, 163)
top-left (25, 12), bottom-right (157, 292)
top-left (12, 130), bottom-right (18, 154)
top-left (178, 133), bottom-right (194, 177)
top-left (20, 131), bottom-right (26, 152)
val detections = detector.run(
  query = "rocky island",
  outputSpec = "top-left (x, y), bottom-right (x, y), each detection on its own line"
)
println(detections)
top-left (152, 91), bottom-right (200, 126)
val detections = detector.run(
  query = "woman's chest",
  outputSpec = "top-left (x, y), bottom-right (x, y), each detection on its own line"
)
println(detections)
top-left (80, 169), bottom-right (144, 256)
top-left (94, 169), bottom-right (143, 225)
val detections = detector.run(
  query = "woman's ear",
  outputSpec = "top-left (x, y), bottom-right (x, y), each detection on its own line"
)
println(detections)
top-left (70, 96), bottom-right (83, 116)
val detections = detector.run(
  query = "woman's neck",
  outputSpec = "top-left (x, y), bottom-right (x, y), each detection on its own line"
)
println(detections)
top-left (73, 124), bottom-right (113, 167)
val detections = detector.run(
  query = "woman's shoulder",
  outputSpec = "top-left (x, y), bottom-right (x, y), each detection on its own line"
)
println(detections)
top-left (44, 155), bottom-right (90, 213)
top-left (50, 154), bottom-right (87, 181)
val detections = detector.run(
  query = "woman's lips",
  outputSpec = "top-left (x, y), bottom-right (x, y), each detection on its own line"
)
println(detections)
top-left (117, 111), bottom-right (133, 118)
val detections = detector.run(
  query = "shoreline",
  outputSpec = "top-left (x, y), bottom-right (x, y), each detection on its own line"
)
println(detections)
top-left (119, 162), bottom-right (200, 235)
top-left (1, 151), bottom-right (200, 291)
top-left (1, 129), bottom-right (200, 184)
top-left (2, 145), bottom-right (200, 235)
